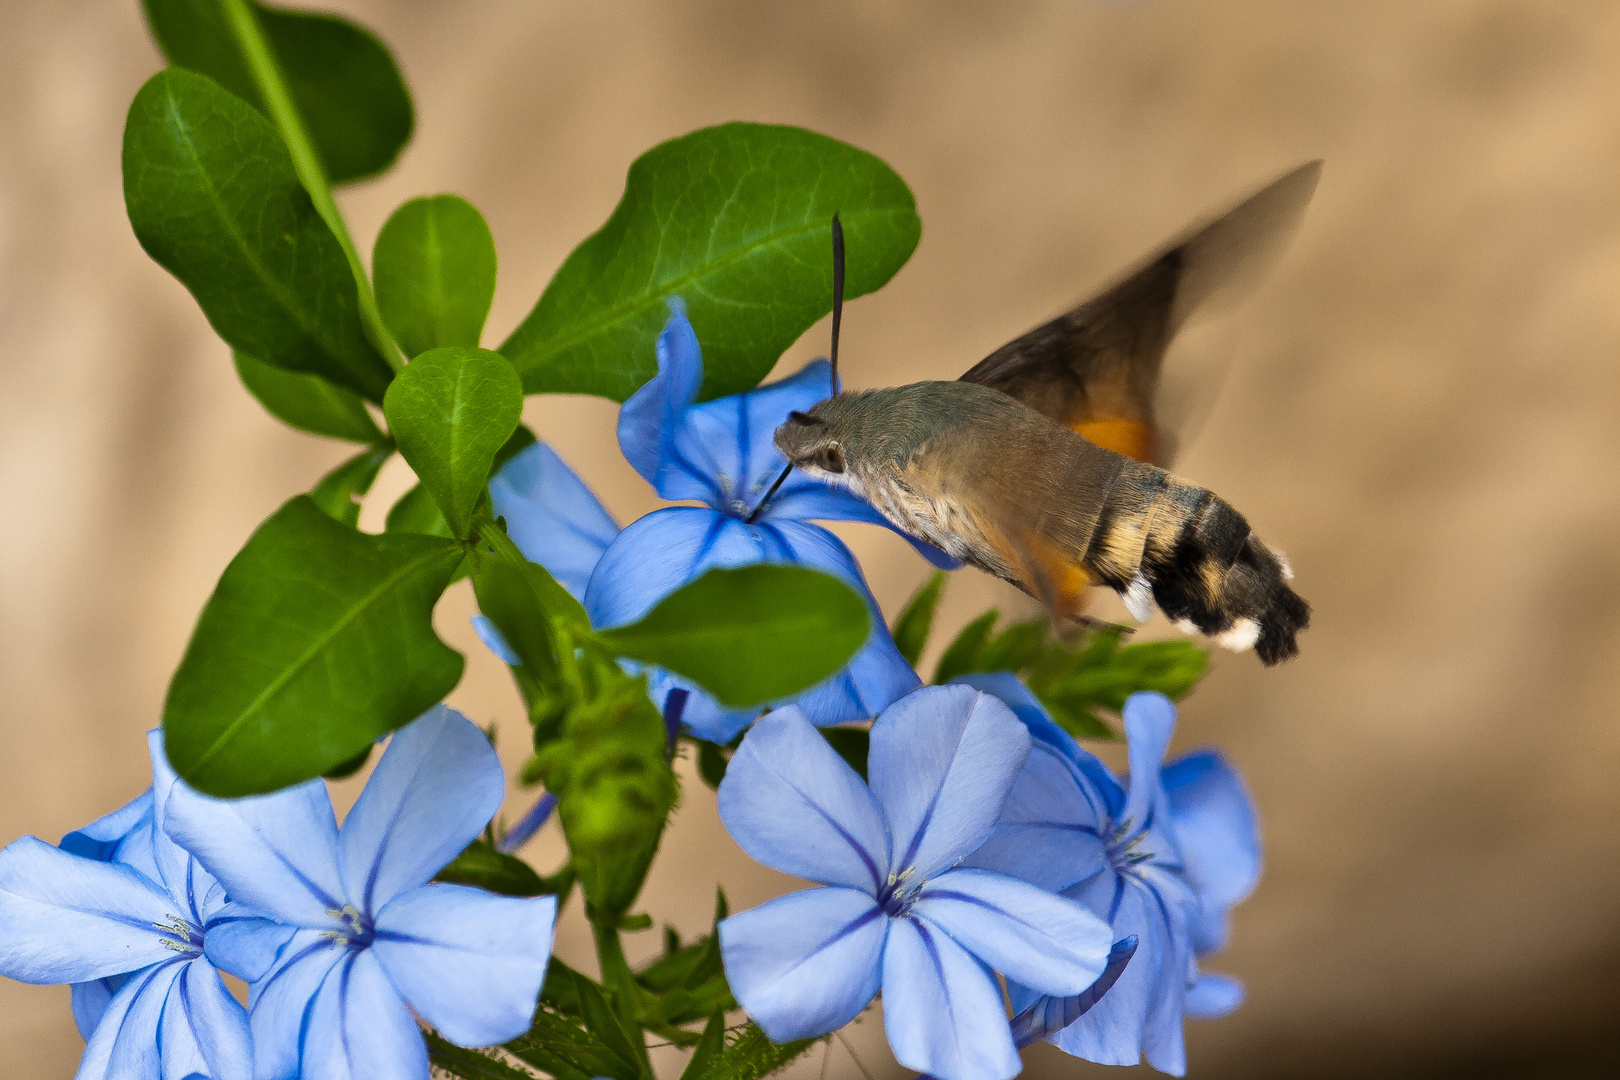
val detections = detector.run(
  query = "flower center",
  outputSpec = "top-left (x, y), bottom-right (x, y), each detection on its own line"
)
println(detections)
top-left (1104, 819), bottom-right (1154, 874)
top-left (877, 868), bottom-right (925, 918)
top-left (321, 904), bottom-right (375, 950)
top-left (153, 914), bottom-right (204, 956)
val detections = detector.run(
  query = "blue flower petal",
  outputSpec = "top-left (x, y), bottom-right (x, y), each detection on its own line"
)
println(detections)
top-left (75, 959), bottom-right (178, 1080)
top-left (617, 303), bottom-right (719, 504)
top-left (882, 916), bottom-right (1021, 1080)
top-left (717, 707), bottom-right (890, 892)
top-left (1162, 749), bottom-right (1260, 954)
top-left (145, 730), bottom-right (224, 923)
top-left (958, 733), bottom-right (1109, 893)
top-left (768, 478), bottom-right (963, 569)
top-left (156, 957), bottom-right (253, 1080)
top-left (203, 909), bottom-right (294, 984)
top-left (867, 686), bottom-right (1030, 879)
top-left (300, 949), bottom-right (427, 1080)
top-left (60, 790), bottom-right (152, 865)
top-left (1046, 874), bottom-right (1152, 1067)
top-left (71, 976), bottom-right (121, 1040)
top-left (489, 442), bottom-right (620, 599)
top-left (372, 883), bottom-right (557, 1047)
top-left (913, 867), bottom-right (1110, 996)
top-left (0, 837), bottom-right (178, 984)
top-left (1009, 936), bottom-right (1140, 1050)
top-left (718, 886), bottom-right (886, 1043)
top-left (471, 614), bottom-right (522, 665)
top-left (1121, 692), bottom-right (1178, 833)
top-left (165, 776), bottom-right (344, 927)
top-left (586, 509), bottom-right (919, 736)
top-left (1183, 971), bottom-right (1244, 1019)
top-left (246, 931), bottom-right (343, 1080)
top-left (679, 358), bottom-right (832, 509)
top-left (338, 706), bottom-right (504, 915)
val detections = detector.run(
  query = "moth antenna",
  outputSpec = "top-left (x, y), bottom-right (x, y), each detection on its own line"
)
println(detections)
top-left (830, 212), bottom-right (845, 397)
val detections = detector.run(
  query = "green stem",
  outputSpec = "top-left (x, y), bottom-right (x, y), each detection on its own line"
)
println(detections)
top-left (475, 516), bottom-right (530, 568)
top-left (592, 921), bottom-right (653, 1075)
top-left (218, 0), bottom-right (405, 372)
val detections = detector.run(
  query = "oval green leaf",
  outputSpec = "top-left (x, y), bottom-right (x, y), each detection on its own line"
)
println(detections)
top-left (163, 496), bottom-right (465, 796)
top-left (123, 68), bottom-right (392, 400)
top-left (595, 564), bottom-right (870, 709)
top-left (374, 195), bottom-right (498, 358)
top-left (141, 0), bottom-right (413, 184)
top-left (234, 351), bottom-right (387, 444)
top-left (383, 347), bottom-right (523, 538)
top-left (309, 445), bottom-right (393, 527)
top-left (500, 123), bottom-right (921, 401)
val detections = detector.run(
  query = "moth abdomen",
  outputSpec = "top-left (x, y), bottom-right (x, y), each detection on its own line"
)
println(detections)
top-left (1086, 471), bottom-right (1309, 664)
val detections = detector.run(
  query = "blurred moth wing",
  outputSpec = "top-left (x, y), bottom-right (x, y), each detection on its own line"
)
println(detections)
top-left (959, 160), bottom-right (1322, 467)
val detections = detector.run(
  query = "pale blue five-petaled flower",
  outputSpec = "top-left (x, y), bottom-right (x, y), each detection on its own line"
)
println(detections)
top-left (477, 300), bottom-right (957, 743)
top-left (0, 730), bottom-right (251, 1080)
top-left (714, 684), bottom-right (1114, 1080)
top-left (958, 677), bottom-right (1260, 1076)
top-left (162, 705), bottom-right (559, 1080)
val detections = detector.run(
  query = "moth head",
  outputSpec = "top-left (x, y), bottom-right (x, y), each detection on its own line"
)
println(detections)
top-left (773, 408), bottom-right (847, 475)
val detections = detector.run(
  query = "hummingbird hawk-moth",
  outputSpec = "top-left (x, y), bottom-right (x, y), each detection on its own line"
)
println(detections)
top-left (772, 163), bottom-right (1320, 664)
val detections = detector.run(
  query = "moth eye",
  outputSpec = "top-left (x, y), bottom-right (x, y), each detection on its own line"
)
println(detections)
top-left (818, 445), bottom-right (846, 474)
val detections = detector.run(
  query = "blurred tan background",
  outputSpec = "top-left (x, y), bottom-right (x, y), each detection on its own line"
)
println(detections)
top-left (3, 0), bottom-right (1619, 1076)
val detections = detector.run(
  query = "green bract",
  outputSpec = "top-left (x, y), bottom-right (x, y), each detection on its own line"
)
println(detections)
top-left (123, 68), bottom-right (392, 400)
top-left (162, 496), bottom-right (464, 796)
top-left (375, 195), bottom-right (499, 358)
top-left (596, 564), bottom-right (871, 709)
top-left (233, 351), bottom-right (389, 444)
top-left (501, 122), bottom-right (921, 400)
top-left (383, 347), bottom-right (523, 538)
top-left (141, 0), bottom-right (412, 184)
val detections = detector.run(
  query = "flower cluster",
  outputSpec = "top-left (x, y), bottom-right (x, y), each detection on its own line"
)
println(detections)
top-left (714, 682), bottom-right (1258, 1080)
top-left (0, 708), bottom-right (556, 1080)
top-left (478, 302), bottom-right (956, 743)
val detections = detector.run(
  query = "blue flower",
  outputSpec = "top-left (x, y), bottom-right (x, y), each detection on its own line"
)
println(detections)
top-left (486, 302), bottom-right (956, 743)
top-left (715, 685), bottom-right (1113, 1080)
top-left (956, 677), bottom-right (1260, 1076)
top-left (164, 706), bottom-right (558, 1080)
top-left (0, 731), bottom-right (251, 1080)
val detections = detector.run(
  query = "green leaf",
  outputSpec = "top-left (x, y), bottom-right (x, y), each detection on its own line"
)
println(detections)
top-left (308, 445), bottom-right (392, 527)
top-left (425, 1033), bottom-right (539, 1080)
top-left (472, 557), bottom-right (590, 683)
top-left (686, 1021), bottom-right (817, 1080)
top-left (892, 570), bottom-right (947, 668)
top-left (932, 609), bottom-right (999, 684)
top-left (679, 1014), bottom-right (726, 1080)
top-left (140, 0), bottom-right (412, 184)
top-left (383, 347), bottom-right (522, 537)
top-left (501, 122), bottom-right (920, 401)
top-left (820, 725), bottom-right (870, 781)
top-left (384, 483), bottom-right (453, 538)
top-left (374, 195), bottom-right (497, 358)
top-left (123, 68), bottom-right (392, 400)
top-left (162, 496), bottom-right (464, 796)
top-left (504, 1005), bottom-right (619, 1080)
top-left (980, 617), bottom-right (1052, 675)
top-left (320, 744), bottom-right (370, 779)
top-left (572, 975), bottom-right (645, 1080)
top-left (597, 565), bottom-right (869, 709)
top-left (695, 740), bottom-right (729, 790)
top-left (638, 890), bottom-right (728, 994)
top-left (234, 351), bottom-right (387, 443)
top-left (434, 838), bottom-right (547, 896)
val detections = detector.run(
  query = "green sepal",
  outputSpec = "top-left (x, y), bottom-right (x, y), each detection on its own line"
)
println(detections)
top-left (931, 609), bottom-right (1000, 684)
top-left (123, 68), bottom-right (391, 400)
top-left (683, 1021), bottom-right (818, 1080)
top-left (233, 351), bottom-right (388, 444)
top-left (433, 838), bottom-right (548, 897)
top-left (374, 194), bottom-right (498, 358)
top-left (597, 565), bottom-right (869, 710)
top-left (140, 0), bottom-right (412, 184)
top-left (162, 496), bottom-right (464, 796)
top-left (308, 445), bottom-right (392, 527)
top-left (571, 974), bottom-right (646, 1080)
top-left (819, 725), bottom-right (871, 781)
top-left (679, 1014), bottom-right (727, 1080)
top-left (501, 122), bottom-right (920, 401)
top-left (383, 347), bottom-right (522, 538)
top-left (892, 569), bottom-right (947, 668)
